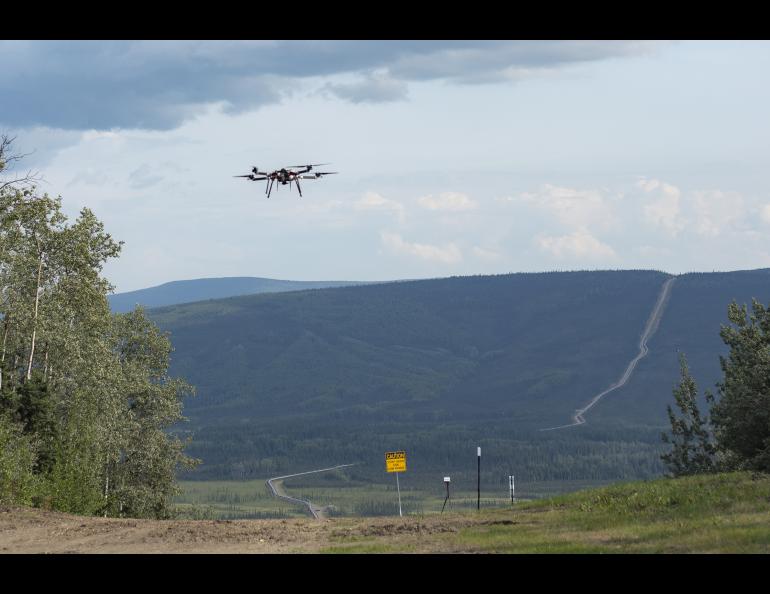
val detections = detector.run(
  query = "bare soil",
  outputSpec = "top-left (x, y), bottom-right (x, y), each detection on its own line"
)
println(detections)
top-left (0, 505), bottom-right (479, 553)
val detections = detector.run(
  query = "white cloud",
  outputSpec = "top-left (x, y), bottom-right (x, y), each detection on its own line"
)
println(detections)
top-left (380, 232), bottom-right (462, 264)
top-left (760, 204), bottom-right (770, 225)
top-left (633, 244), bottom-right (672, 258)
top-left (354, 192), bottom-right (406, 223)
top-left (472, 246), bottom-right (502, 261)
top-left (536, 228), bottom-right (617, 261)
top-left (417, 192), bottom-right (477, 211)
top-left (691, 190), bottom-right (744, 237)
top-left (638, 178), bottom-right (685, 236)
top-left (517, 184), bottom-right (616, 230)
top-left (636, 178), bottom-right (660, 193)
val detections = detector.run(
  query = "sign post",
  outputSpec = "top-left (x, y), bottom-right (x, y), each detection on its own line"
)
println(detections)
top-left (477, 446), bottom-right (481, 511)
top-left (442, 476), bottom-right (451, 513)
top-left (509, 474), bottom-right (515, 504)
top-left (385, 451), bottom-right (407, 517)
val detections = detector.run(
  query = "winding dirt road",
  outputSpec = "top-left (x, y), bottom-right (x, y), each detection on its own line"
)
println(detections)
top-left (266, 464), bottom-right (356, 519)
top-left (541, 276), bottom-right (676, 431)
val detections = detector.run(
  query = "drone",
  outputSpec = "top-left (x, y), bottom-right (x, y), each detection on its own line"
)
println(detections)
top-left (234, 163), bottom-right (338, 198)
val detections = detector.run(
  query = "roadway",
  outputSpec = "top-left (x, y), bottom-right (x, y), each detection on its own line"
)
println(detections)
top-left (266, 464), bottom-right (357, 519)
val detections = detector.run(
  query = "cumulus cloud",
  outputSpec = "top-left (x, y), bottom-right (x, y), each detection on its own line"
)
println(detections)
top-left (472, 246), bottom-right (502, 261)
top-left (380, 231), bottom-right (462, 264)
top-left (691, 190), bottom-right (745, 237)
top-left (638, 178), bottom-right (685, 236)
top-left (354, 192), bottom-right (406, 223)
top-left (517, 184), bottom-right (616, 230)
top-left (536, 228), bottom-right (617, 261)
top-left (0, 40), bottom-right (659, 131)
top-left (417, 192), bottom-right (477, 211)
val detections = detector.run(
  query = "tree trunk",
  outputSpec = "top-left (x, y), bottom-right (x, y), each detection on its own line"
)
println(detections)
top-left (0, 315), bottom-right (8, 390)
top-left (104, 469), bottom-right (110, 518)
top-left (26, 249), bottom-right (43, 381)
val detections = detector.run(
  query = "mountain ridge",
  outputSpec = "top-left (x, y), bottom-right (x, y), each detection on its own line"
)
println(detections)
top-left (108, 276), bottom-right (373, 313)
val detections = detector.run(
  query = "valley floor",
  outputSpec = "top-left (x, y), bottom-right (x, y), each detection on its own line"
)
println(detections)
top-left (2, 472), bottom-right (769, 553)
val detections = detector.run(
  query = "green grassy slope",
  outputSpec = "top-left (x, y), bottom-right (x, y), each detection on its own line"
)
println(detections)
top-left (323, 472), bottom-right (770, 553)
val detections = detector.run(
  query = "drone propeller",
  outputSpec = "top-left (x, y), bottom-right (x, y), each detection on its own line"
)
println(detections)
top-left (234, 174), bottom-right (267, 181)
top-left (300, 172), bottom-right (339, 180)
top-left (286, 163), bottom-right (330, 170)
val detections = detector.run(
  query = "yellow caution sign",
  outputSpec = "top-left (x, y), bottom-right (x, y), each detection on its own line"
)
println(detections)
top-left (385, 450), bottom-right (407, 473)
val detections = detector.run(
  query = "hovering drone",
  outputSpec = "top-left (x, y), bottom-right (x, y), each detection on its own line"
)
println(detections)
top-left (234, 163), bottom-right (338, 198)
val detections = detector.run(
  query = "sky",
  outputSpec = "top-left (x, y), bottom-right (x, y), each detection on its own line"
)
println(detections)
top-left (2, 40), bottom-right (770, 292)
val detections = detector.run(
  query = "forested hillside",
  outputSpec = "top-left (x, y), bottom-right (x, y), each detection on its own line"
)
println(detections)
top-left (146, 270), bottom-right (684, 485)
top-left (592, 269), bottom-right (770, 426)
top-left (152, 271), bottom-right (667, 426)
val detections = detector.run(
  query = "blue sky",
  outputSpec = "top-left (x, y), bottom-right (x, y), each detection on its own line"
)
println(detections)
top-left (2, 40), bottom-right (769, 292)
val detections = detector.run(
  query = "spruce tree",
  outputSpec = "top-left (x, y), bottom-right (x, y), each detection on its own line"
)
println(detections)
top-left (710, 300), bottom-right (770, 472)
top-left (661, 353), bottom-right (716, 476)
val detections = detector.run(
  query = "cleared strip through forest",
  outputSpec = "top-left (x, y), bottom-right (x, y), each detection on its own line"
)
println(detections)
top-left (541, 276), bottom-right (677, 431)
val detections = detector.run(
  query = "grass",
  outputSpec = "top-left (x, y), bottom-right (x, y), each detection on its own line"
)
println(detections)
top-left (174, 471), bottom-right (770, 553)
top-left (319, 472), bottom-right (770, 553)
top-left (173, 478), bottom-right (300, 519)
top-left (174, 472), bottom-right (614, 520)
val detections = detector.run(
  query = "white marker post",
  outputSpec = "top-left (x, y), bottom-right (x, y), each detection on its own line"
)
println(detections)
top-left (477, 446), bottom-right (481, 511)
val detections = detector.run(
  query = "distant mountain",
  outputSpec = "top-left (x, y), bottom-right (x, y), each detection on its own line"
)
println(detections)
top-left (108, 277), bottom-right (371, 313)
top-left (145, 269), bottom-right (770, 486)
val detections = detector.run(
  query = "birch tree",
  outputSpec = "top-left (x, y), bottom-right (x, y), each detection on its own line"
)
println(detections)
top-left (1, 138), bottom-right (197, 517)
top-left (108, 306), bottom-right (198, 518)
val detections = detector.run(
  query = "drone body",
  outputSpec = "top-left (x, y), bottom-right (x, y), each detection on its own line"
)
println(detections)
top-left (234, 163), bottom-right (337, 198)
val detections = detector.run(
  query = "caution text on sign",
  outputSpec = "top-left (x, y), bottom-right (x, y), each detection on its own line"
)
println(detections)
top-left (385, 450), bottom-right (406, 473)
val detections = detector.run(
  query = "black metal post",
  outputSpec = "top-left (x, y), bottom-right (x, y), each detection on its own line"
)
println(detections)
top-left (442, 481), bottom-right (450, 513)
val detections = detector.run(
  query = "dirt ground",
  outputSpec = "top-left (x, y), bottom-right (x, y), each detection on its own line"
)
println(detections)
top-left (0, 505), bottom-right (481, 553)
